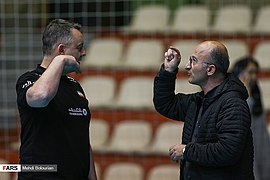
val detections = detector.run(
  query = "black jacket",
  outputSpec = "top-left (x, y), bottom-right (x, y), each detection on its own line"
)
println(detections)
top-left (153, 66), bottom-right (254, 180)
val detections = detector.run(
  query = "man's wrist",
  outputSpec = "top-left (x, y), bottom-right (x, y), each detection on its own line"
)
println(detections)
top-left (164, 66), bottom-right (178, 73)
top-left (182, 147), bottom-right (185, 154)
top-left (180, 146), bottom-right (186, 160)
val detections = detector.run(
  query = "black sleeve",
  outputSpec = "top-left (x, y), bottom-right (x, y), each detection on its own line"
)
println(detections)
top-left (16, 72), bottom-right (37, 107)
top-left (153, 65), bottom-right (195, 121)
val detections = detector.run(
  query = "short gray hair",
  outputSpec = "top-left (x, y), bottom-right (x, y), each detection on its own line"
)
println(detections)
top-left (42, 19), bottom-right (82, 55)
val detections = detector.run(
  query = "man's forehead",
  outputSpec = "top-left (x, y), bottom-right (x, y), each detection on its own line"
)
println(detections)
top-left (71, 28), bottom-right (83, 36)
top-left (194, 42), bottom-right (212, 56)
top-left (71, 28), bottom-right (84, 41)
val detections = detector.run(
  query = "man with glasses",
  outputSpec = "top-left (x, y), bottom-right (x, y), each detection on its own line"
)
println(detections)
top-left (16, 19), bottom-right (97, 179)
top-left (153, 41), bottom-right (254, 179)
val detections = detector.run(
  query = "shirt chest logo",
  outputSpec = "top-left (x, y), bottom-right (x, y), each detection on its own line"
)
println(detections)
top-left (68, 108), bottom-right (88, 116)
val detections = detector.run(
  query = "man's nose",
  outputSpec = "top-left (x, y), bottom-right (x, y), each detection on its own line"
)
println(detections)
top-left (185, 62), bottom-right (191, 70)
top-left (81, 49), bottom-right (86, 56)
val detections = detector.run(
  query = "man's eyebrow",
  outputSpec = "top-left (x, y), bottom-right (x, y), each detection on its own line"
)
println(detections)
top-left (190, 55), bottom-right (198, 61)
top-left (76, 43), bottom-right (84, 49)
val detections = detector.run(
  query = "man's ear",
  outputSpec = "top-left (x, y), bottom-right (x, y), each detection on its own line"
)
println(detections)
top-left (207, 64), bottom-right (216, 75)
top-left (57, 44), bottom-right (65, 55)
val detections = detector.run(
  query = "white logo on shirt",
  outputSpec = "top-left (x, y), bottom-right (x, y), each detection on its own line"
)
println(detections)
top-left (22, 80), bottom-right (34, 89)
top-left (68, 108), bottom-right (88, 116)
top-left (67, 77), bottom-right (77, 83)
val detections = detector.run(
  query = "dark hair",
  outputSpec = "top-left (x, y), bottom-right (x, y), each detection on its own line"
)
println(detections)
top-left (232, 56), bottom-right (259, 77)
top-left (42, 19), bottom-right (82, 55)
top-left (232, 56), bottom-right (262, 116)
top-left (210, 44), bottom-right (230, 76)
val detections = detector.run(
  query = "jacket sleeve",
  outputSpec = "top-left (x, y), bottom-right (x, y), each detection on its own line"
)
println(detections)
top-left (183, 95), bottom-right (252, 167)
top-left (153, 65), bottom-right (195, 121)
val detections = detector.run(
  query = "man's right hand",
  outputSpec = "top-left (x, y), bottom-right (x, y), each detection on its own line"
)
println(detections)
top-left (55, 55), bottom-right (81, 74)
top-left (164, 46), bottom-right (181, 73)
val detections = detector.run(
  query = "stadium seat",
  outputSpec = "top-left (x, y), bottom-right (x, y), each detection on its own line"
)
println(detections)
top-left (11, 173), bottom-right (18, 180)
top-left (90, 118), bottom-right (110, 151)
top-left (169, 5), bottom-right (210, 34)
top-left (267, 123), bottom-right (270, 136)
top-left (10, 141), bottom-right (20, 151)
top-left (114, 77), bottom-right (154, 110)
top-left (171, 40), bottom-right (199, 71)
top-left (253, 41), bottom-right (270, 71)
top-left (103, 162), bottom-right (144, 180)
top-left (0, 158), bottom-right (11, 180)
top-left (124, 5), bottom-right (170, 34)
top-left (211, 5), bottom-right (252, 34)
top-left (258, 79), bottom-right (270, 112)
top-left (221, 40), bottom-right (249, 71)
top-left (145, 122), bottom-right (184, 155)
top-left (146, 164), bottom-right (179, 180)
top-left (104, 120), bottom-right (152, 154)
top-left (80, 76), bottom-right (116, 109)
top-left (122, 39), bottom-right (164, 70)
top-left (82, 38), bottom-right (123, 69)
top-left (94, 162), bottom-right (100, 180)
top-left (252, 6), bottom-right (270, 34)
top-left (176, 78), bottom-right (201, 94)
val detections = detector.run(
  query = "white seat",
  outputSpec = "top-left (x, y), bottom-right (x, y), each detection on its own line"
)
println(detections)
top-left (258, 79), bottom-right (270, 112)
top-left (125, 5), bottom-right (170, 34)
top-left (176, 78), bottom-right (201, 94)
top-left (253, 41), bottom-right (270, 71)
top-left (82, 38), bottom-right (123, 69)
top-left (171, 40), bottom-right (199, 71)
top-left (146, 122), bottom-right (184, 155)
top-left (105, 120), bottom-right (152, 153)
top-left (267, 123), bottom-right (270, 136)
top-left (211, 5), bottom-right (252, 34)
top-left (80, 76), bottom-right (116, 109)
top-left (11, 173), bottom-right (18, 180)
top-left (146, 164), bottom-right (179, 180)
top-left (94, 162), bottom-right (100, 180)
top-left (10, 141), bottom-right (20, 151)
top-left (221, 40), bottom-right (249, 71)
top-left (114, 77), bottom-right (154, 110)
top-left (252, 6), bottom-right (270, 34)
top-left (103, 162), bottom-right (144, 180)
top-left (90, 118), bottom-right (110, 151)
top-left (0, 158), bottom-right (11, 180)
top-left (123, 39), bottom-right (164, 70)
top-left (170, 5), bottom-right (210, 34)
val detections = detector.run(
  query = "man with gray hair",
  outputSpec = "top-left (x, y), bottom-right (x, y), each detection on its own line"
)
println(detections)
top-left (16, 19), bottom-right (97, 179)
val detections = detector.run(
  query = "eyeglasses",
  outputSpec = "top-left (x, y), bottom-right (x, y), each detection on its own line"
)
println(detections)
top-left (188, 56), bottom-right (213, 67)
top-left (76, 43), bottom-right (84, 52)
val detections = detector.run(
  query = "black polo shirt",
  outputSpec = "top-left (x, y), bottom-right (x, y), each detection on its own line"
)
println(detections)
top-left (16, 65), bottom-right (91, 179)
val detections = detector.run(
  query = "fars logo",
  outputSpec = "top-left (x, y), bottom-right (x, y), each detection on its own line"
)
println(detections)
top-left (0, 164), bottom-right (21, 172)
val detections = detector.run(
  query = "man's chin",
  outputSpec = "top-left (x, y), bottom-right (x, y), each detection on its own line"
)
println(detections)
top-left (187, 77), bottom-right (193, 84)
top-left (188, 79), bottom-right (198, 86)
